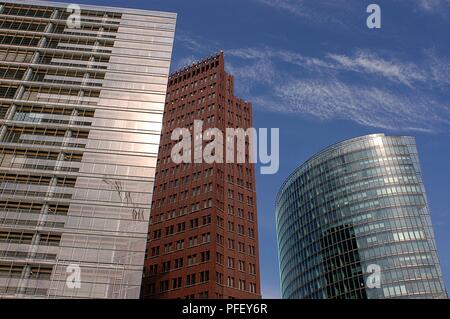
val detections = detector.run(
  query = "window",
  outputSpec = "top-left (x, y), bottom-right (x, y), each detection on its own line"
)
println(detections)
top-left (249, 263), bottom-right (256, 275)
top-left (153, 229), bottom-right (161, 239)
top-left (201, 251), bottom-right (210, 262)
top-left (149, 264), bottom-right (158, 274)
top-left (203, 215), bottom-right (211, 225)
top-left (199, 271), bottom-right (209, 283)
top-left (202, 232), bottom-right (211, 243)
top-left (176, 240), bottom-right (184, 250)
top-left (227, 276), bottom-right (235, 288)
top-left (216, 272), bottom-right (224, 285)
top-left (216, 252), bottom-right (223, 265)
top-left (177, 222), bottom-right (186, 232)
top-left (148, 283), bottom-right (155, 294)
top-left (188, 254), bottom-right (197, 266)
top-left (165, 225), bottom-right (174, 236)
top-left (162, 261), bottom-right (170, 272)
top-left (189, 236), bottom-right (198, 247)
top-left (190, 218), bottom-right (199, 228)
top-left (172, 277), bottom-right (182, 289)
top-left (186, 274), bottom-right (196, 286)
top-left (217, 234), bottom-right (224, 245)
top-left (159, 280), bottom-right (169, 292)
top-left (175, 258), bottom-right (184, 269)
top-left (164, 243), bottom-right (173, 253)
top-left (239, 279), bottom-right (246, 291)
top-left (151, 246), bottom-right (160, 256)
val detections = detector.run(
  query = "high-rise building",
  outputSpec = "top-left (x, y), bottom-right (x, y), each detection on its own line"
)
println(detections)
top-left (0, 0), bottom-right (176, 298)
top-left (141, 52), bottom-right (261, 299)
top-left (276, 134), bottom-right (447, 299)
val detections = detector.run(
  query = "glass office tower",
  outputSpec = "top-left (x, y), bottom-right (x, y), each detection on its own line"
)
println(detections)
top-left (0, 0), bottom-right (176, 298)
top-left (276, 134), bottom-right (447, 299)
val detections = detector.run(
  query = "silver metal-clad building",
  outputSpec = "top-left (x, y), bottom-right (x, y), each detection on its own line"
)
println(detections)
top-left (0, 0), bottom-right (176, 298)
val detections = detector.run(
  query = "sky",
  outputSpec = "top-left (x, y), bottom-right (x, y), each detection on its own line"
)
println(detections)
top-left (56, 0), bottom-right (450, 298)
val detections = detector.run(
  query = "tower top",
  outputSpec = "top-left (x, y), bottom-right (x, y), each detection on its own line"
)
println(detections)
top-left (169, 51), bottom-right (224, 78)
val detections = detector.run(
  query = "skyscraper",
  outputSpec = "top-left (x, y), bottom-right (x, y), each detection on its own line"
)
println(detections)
top-left (276, 134), bottom-right (447, 299)
top-left (141, 52), bottom-right (261, 299)
top-left (0, 0), bottom-right (176, 298)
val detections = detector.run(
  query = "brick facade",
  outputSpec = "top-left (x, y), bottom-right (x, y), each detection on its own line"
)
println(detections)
top-left (141, 52), bottom-right (261, 299)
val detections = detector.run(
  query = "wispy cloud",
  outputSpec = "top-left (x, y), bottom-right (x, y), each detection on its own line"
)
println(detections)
top-left (274, 78), bottom-right (449, 132)
top-left (176, 33), bottom-right (208, 52)
top-left (171, 55), bottom-right (198, 71)
top-left (251, 0), bottom-right (356, 29)
top-left (225, 47), bottom-right (450, 133)
top-left (426, 49), bottom-right (450, 87)
top-left (228, 47), bottom-right (447, 87)
top-left (226, 58), bottom-right (277, 93)
top-left (254, 0), bottom-right (450, 20)
top-left (327, 51), bottom-right (426, 86)
top-left (172, 32), bottom-right (222, 72)
top-left (253, 0), bottom-right (307, 17)
top-left (228, 47), bottom-right (334, 71)
top-left (175, 31), bottom-right (220, 54)
top-left (173, 32), bottom-right (450, 133)
top-left (413, 0), bottom-right (450, 11)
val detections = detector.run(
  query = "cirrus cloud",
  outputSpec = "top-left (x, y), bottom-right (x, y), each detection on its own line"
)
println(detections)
top-left (225, 46), bottom-right (450, 133)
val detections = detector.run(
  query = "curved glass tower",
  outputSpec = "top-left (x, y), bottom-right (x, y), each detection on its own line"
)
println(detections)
top-left (276, 134), bottom-right (447, 299)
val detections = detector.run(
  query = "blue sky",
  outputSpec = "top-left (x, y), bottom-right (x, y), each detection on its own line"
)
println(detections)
top-left (57, 0), bottom-right (450, 298)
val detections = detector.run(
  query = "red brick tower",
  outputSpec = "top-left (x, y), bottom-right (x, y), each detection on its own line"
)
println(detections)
top-left (141, 52), bottom-right (261, 299)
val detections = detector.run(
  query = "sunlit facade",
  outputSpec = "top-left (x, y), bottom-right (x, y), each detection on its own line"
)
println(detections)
top-left (276, 134), bottom-right (447, 299)
top-left (0, 0), bottom-right (176, 298)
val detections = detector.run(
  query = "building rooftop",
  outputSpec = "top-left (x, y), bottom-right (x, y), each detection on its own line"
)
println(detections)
top-left (2, 0), bottom-right (177, 18)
